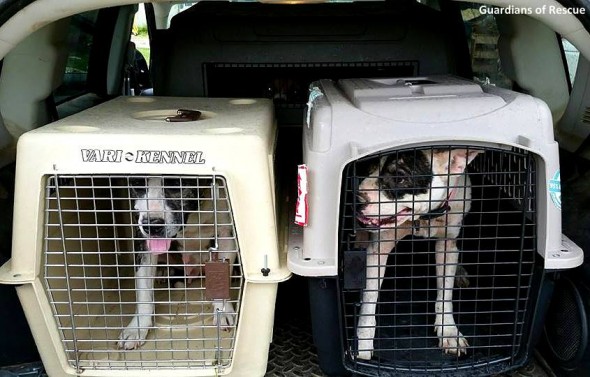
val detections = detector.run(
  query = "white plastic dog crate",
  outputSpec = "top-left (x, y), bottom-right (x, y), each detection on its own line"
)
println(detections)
top-left (0, 97), bottom-right (290, 377)
top-left (289, 76), bottom-right (584, 376)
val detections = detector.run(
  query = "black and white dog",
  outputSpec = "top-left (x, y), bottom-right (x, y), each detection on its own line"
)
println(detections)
top-left (117, 176), bottom-right (236, 350)
top-left (355, 148), bottom-right (481, 360)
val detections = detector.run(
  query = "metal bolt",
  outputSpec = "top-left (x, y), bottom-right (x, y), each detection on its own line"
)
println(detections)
top-left (261, 254), bottom-right (270, 277)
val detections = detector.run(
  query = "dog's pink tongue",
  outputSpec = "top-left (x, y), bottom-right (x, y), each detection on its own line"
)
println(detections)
top-left (147, 239), bottom-right (171, 255)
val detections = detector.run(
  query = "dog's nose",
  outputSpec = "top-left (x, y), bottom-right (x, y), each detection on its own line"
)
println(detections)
top-left (141, 217), bottom-right (166, 237)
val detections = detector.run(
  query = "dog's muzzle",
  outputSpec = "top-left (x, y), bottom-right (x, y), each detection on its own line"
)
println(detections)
top-left (356, 206), bottom-right (414, 229)
top-left (139, 217), bottom-right (173, 254)
top-left (140, 217), bottom-right (167, 237)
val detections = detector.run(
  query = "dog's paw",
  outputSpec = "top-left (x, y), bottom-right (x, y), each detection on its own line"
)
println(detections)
top-left (212, 301), bottom-right (236, 331)
top-left (454, 265), bottom-right (470, 288)
top-left (117, 326), bottom-right (149, 350)
top-left (357, 349), bottom-right (373, 360)
top-left (117, 316), bottom-right (151, 350)
top-left (356, 339), bottom-right (374, 360)
top-left (435, 324), bottom-right (469, 356)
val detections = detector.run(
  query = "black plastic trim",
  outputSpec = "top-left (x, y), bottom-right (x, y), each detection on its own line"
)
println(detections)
top-left (543, 276), bottom-right (588, 369)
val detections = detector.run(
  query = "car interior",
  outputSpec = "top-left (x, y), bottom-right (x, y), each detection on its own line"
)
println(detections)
top-left (0, 0), bottom-right (590, 376)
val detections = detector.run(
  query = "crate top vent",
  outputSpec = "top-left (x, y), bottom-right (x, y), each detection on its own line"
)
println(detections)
top-left (339, 76), bottom-right (504, 120)
top-left (29, 96), bottom-right (273, 136)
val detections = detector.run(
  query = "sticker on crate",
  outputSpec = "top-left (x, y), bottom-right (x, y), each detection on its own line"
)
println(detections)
top-left (549, 169), bottom-right (561, 209)
top-left (295, 164), bottom-right (309, 226)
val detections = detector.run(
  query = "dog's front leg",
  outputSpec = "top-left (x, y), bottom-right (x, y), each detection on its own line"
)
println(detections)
top-left (357, 229), bottom-right (402, 360)
top-left (118, 252), bottom-right (158, 350)
top-left (434, 239), bottom-right (468, 355)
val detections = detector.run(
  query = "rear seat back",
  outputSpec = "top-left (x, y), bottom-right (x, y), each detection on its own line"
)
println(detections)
top-left (151, 1), bottom-right (471, 100)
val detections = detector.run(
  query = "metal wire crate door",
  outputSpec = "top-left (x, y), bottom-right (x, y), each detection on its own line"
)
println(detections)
top-left (42, 174), bottom-right (243, 371)
top-left (338, 146), bottom-right (538, 375)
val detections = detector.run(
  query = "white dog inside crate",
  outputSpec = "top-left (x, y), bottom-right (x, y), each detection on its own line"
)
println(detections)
top-left (117, 175), bottom-right (237, 350)
top-left (354, 147), bottom-right (481, 360)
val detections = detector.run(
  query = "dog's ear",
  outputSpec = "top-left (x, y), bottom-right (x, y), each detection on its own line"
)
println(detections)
top-left (448, 149), bottom-right (482, 174)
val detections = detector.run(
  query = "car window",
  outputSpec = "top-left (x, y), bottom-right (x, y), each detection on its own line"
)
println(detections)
top-left (562, 39), bottom-right (580, 86)
top-left (166, 2), bottom-right (195, 27)
top-left (461, 5), bottom-right (513, 89)
top-left (53, 11), bottom-right (99, 105)
top-left (132, 5), bottom-right (150, 66)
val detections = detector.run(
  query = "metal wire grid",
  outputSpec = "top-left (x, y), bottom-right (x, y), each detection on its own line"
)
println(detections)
top-left (42, 174), bottom-right (243, 372)
top-left (338, 146), bottom-right (538, 375)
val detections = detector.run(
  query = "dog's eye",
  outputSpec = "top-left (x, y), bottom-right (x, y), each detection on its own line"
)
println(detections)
top-left (382, 176), bottom-right (408, 187)
top-left (394, 176), bottom-right (408, 184)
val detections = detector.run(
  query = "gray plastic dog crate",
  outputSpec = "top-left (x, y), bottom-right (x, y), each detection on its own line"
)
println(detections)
top-left (289, 76), bottom-right (583, 376)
